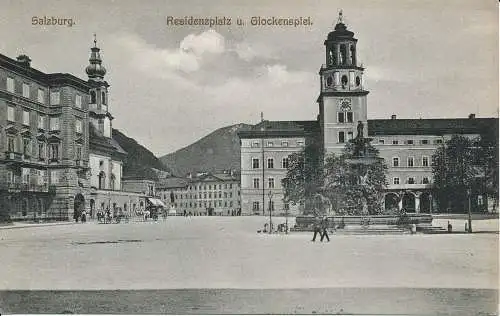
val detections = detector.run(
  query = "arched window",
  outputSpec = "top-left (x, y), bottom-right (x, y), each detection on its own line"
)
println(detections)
top-left (340, 44), bottom-right (347, 65)
top-left (101, 91), bottom-right (106, 105)
top-left (355, 76), bottom-right (361, 87)
top-left (98, 171), bottom-right (106, 189)
top-left (341, 75), bottom-right (348, 87)
top-left (350, 45), bottom-right (356, 65)
top-left (90, 91), bottom-right (96, 104)
top-left (98, 119), bottom-right (104, 134)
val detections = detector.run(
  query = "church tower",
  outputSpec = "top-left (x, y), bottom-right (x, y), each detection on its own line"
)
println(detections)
top-left (85, 35), bottom-right (113, 138)
top-left (318, 11), bottom-right (369, 156)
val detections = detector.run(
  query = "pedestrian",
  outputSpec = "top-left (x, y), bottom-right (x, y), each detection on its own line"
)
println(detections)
top-left (311, 216), bottom-right (322, 242)
top-left (320, 216), bottom-right (330, 242)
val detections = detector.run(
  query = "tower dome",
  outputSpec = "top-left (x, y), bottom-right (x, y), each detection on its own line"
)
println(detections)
top-left (327, 10), bottom-right (355, 40)
top-left (86, 35), bottom-right (107, 81)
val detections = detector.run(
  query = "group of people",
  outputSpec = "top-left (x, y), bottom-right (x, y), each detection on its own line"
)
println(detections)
top-left (311, 215), bottom-right (331, 242)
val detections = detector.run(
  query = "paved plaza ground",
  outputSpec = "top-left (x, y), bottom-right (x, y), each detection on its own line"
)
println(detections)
top-left (0, 216), bottom-right (498, 314)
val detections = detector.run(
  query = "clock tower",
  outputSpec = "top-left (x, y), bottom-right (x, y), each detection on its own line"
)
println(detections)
top-left (318, 11), bottom-right (369, 156)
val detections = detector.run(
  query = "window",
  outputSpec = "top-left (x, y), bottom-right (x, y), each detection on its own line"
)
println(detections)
top-left (230, 201), bottom-right (233, 207)
top-left (422, 156), bottom-right (429, 167)
top-left (406, 140), bottom-right (414, 145)
top-left (253, 178), bottom-right (260, 189)
top-left (346, 112), bottom-right (353, 123)
top-left (49, 117), bottom-right (60, 131)
top-left (379, 139), bottom-right (385, 145)
top-left (49, 143), bottom-right (59, 161)
top-left (422, 177), bottom-right (430, 184)
top-left (7, 77), bottom-right (14, 92)
top-left (38, 142), bottom-right (45, 159)
top-left (435, 139), bottom-right (443, 144)
top-left (393, 177), bottom-right (400, 185)
top-left (23, 111), bottom-right (30, 126)
top-left (282, 157), bottom-right (289, 169)
top-left (251, 141), bottom-right (260, 147)
top-left (338, 131), bottom-right (345, 143)
top-left (229, 192), bottom-right (233, 198)
top-left (268, 178), bottom-right (275, 189)
top-left (252, 202), bottom-right (260, 211)
top-left (37, 89), bottom-right (44, 103)
top-left (407, 157), bottom-right (414, 167)
top-left (76, 146), bottom-right (82, 160)
top-left (76, 94), bottom-right (82, 108)
top-left (38, 115), bottom-right (45, 129)
top-left (7, 106), bottom-right (15, 122)
top-left (50, 91), bottom-right (60, 105)
top-left (22, 83), bottom-right (30, 98)
top-left (101, 91), bottom-right (106, 105)
top-left (209, 192), bottom-right (212, 198)
top-left (421, 139), bottom-right (429, 145)
top-left (98, 171), bottom-right (105, 189)
top-left (51, 170), bottom-right (59, 184)
top-left (267, 141), bottom-right (273, 147)
top-left (284, 202), bottom-right (289, 210)
top-left (22, 168), bottom-right (30, 184)
top-left (75, 119), bottom-right (83, 134)
top-left (407, 177), bottom-right (415, 184)
top-left (7, 136), bottom-right (15, 152)
top-left (252, 158), bottom-right (259, 169)
top-left (267, 158), bottom-right (274, 169)
top-left (338, 112), bottom-right (344, 123)
top-left (393, 157), bottom-right (400, 167)
top-left (341, 75), bottom-right (348, 86)
top-left (297, 141), bottom-right (304, 147)
top-left (281, 141), bottom-right (288, 147)
top-left (347, 131), bottom-right (353, 140)
top-left (90, 91), bottom-right (96, 104)
top-left (23, 138), bottom-right (31, 157)
top-left (98, 119), bottom-right (104, 133)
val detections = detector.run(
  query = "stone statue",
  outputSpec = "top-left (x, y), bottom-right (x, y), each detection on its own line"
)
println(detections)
top-left (356, 121), bottom-right (364, 139)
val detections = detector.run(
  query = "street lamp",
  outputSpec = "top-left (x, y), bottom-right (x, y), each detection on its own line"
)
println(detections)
top-left (467, 188), bottom-right (472, 233)
top-left (268, 190), bottom-right (273, 234)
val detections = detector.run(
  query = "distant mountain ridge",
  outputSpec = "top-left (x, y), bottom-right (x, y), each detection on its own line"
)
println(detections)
top-left (112, 129), bottom-right (170, 180)
top-left (159, 123), bottom-right (252, 177)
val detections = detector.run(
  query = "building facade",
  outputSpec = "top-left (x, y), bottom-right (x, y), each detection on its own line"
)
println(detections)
top-left (238, 13), bottom-right (498, 215)
top-left (238, 121), bottom-right (319, 216)
top-left (0, 40), bottom-right (155, 221)
top-left (157, 171), bottom-right (241, 216)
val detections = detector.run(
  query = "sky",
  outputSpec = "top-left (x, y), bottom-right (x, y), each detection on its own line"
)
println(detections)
top-left (1, 0), bottom-right (498, 156)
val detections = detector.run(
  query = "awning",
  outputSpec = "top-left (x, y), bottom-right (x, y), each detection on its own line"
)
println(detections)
top-left (147, 198), bottom-right (166, 208)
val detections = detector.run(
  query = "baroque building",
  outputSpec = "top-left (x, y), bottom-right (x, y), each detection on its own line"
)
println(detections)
top-left (0, 38), bottom-right (157, 221)
top-left (156, 170), bottom-right (241, 216)
top-left (238, 12), bottom-right (498, 216)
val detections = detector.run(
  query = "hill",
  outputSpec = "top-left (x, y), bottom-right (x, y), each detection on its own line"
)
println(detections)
top-left (159, 123), bottom-right (252, 176)
top-left (112, 129), bottom-right (170, 180)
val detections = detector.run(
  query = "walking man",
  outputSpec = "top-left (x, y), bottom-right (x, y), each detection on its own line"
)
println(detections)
top-left (320, 216), bottom-right (330, 242)
top-left (311, 216), bottom-right (322, 242)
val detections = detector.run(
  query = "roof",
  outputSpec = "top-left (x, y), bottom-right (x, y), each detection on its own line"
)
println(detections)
top-left (157, 177), bottom-right (189, 189)
top-left (89, 123), bottom-right (127, 156)
top-left (0, 53), bottom-right (90, 91)
top-left (238, 120), bottom-right (320, 139)
top-left (367, 118), bottom-right (498, 138)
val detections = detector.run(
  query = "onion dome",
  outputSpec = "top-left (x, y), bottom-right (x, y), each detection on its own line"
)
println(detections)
top-left (85, 34), bottom-right (107, 80)
top-left (327, 10), bottom-right (355, 40)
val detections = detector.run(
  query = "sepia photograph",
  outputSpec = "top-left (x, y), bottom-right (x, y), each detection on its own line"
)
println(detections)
top-left (0, 0), bottom-right (498, 315)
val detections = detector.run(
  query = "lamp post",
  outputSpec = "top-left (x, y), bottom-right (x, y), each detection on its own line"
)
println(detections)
top-left (467, 188), bottom-right (472, 233)
top-left (285, 201), bottom-right (288, 235)
top-left (268, 190), bottom-right (273, 234)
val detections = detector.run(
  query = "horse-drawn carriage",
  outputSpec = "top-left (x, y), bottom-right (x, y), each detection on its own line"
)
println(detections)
top-left (96, 207), bottom-right (129, 224)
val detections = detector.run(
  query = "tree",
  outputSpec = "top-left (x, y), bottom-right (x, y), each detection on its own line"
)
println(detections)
top-left (431, 135), bottom-right (488, 213)
top-left (323, 141), bottom-right (388, 215)
top-left (282, 139), bottom-right (323, 214)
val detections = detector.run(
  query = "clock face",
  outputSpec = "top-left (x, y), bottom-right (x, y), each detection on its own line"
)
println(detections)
top-left (339, 98), bottom-right (352, 111)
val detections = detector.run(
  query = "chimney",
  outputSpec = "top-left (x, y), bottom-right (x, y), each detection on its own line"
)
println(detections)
top-left (468, 113), bottom-right (476, 119)
top-left (16, 55), bottom-right (31, 68)
top-left (391, 115), bottom-right (397, 120)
